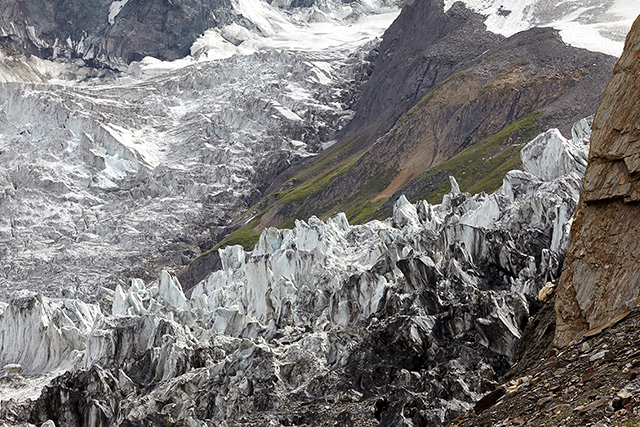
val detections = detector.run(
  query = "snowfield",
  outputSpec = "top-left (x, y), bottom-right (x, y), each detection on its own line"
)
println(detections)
top-left (446, 0), bottom-right (640, 57)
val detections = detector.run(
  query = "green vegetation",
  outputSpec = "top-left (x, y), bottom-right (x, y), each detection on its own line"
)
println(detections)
top-left (292, 134), bottom-right (367, 182)
top-left (276, 154), bottom-right (361, 206)
top-left (410, 109), bottom-right (543, 204)
top-left (333, 166), bottom-right (397, 223)
top-left (211, 225), bottom-right (262, 251)
top-left (345, 197), bottom-right (389, 224)
top-left (206, 136), bottom-right (376, 252)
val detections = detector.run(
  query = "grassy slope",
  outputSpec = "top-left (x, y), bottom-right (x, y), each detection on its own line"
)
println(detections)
top-left (211, 111), bottom-right (540, 252)
top-left (412, 109), bottom-right (542, 205)
top-left (345, 110), bottom-right (542, 224)
top-left (207, 72), bottom-right (543, 253)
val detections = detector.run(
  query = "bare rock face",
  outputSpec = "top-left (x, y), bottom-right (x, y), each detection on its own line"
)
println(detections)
top-left (0, 0), bottom-right (234, 68)
top-left (346, 0), bottom-right (503, 141)
top-left (554, 15), bottom-right (640, 347)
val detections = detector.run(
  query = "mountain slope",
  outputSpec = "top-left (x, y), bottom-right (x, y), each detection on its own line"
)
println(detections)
top-left (345, 0), bottom-right (503, 141)
top-left (207, 1), bottom-right (615, 262)
top-left (0, 0), bottom-right (401, 69)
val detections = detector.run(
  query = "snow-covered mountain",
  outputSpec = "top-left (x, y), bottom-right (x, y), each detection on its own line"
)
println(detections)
top-left (447, 0), bottom-right (640, 57)
top-left (0, 0), bottom-right (400, 69)
top-left (0, 120), bottom-right (591, 425)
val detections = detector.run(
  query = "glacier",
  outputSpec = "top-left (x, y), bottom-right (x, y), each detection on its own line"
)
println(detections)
top-left (0, 0), bottom-right (400, 302)
top-left (0, 118), bottom-right (592, 425)
top-left (0, 0), bottom-right (633, 303)
top-left (0, 0), bottom-right (635, 423)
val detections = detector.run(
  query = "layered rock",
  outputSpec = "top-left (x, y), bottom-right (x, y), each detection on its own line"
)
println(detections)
top-left (555, 15), bottom-right (640, 347)
top-left (1, 121), bottom-right (590, 425)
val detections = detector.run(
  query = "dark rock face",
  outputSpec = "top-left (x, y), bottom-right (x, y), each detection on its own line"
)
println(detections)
top-left (0, 0), bottom-right (235, 67)
top-left (555, 14), bottom-right (640, 347)
top-left (347, 0), bottom-right (504, 140)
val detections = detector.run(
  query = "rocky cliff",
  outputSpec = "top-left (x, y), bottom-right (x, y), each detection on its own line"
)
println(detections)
top-left (344, 0), bottom-right (503, 140)
top-left (555, 14), bottom-right (640, 347)
top-left (0, 0), bottom-right (235, 68)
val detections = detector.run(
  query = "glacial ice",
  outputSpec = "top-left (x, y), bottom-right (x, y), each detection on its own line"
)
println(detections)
top-left (0, 30), bottom-right (386, 301)
top-left (0, 293), bottom-right (100, 376)
top-left (446, 0), bottom-right (640, 57)
top-left (0, 119), bottom-right (592, 424)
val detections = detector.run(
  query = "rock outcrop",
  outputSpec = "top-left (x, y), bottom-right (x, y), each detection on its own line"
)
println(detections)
top-left (555, 15), bottom-right (640, 347)
top-left (0, 0), bottom-right (233, 68)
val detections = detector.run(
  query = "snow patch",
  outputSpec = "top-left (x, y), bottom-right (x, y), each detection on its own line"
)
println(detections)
top-left (446, 0), bottom-right (640, 57)
top-left (108, 0), bottom-right (130, 25)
